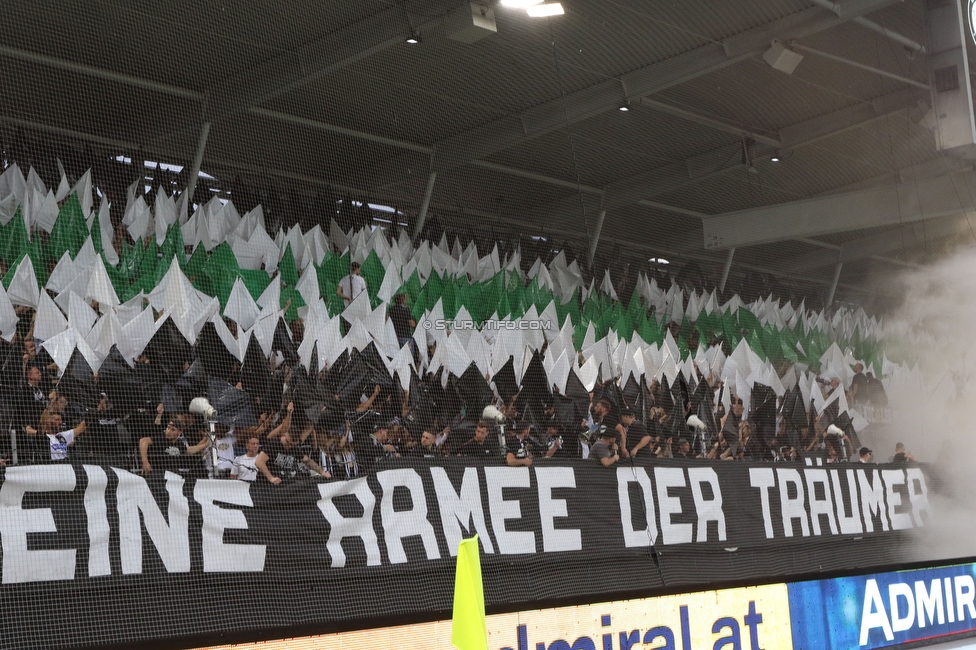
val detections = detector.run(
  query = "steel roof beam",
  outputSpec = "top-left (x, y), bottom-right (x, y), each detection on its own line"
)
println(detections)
top-left (702, 169), bottom-right (976, 249)
top-left (146, 5), bottom-right (445, 143)
top-left (778, 87), bottom-right (924, 148)
top-left (597, 87), bottom-right (925, 213)
top-left (0, 45), bottom-right (204, 100)
top-left (516, 88), bottom-right (923, 245)
top-left (838, 218), bottom-right (965, 263)
top-left (790, 43), bottom-right (930, 90)
top-left (203, 6), bottom-right (433, 122)
top-left (808, 0), bottom-right (925, 53)
top-left (1, 44), bottom-right (922, 234)
top-left (635, 98), bottom-right (782, 148)
top-left (366, 0), bottom-right (903, 189)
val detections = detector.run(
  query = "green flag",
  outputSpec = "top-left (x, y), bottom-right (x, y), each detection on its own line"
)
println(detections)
top-left (159, 224), bottom-right (186, 266)
top-left (451, 535), bottom-right (487, 650)
top-left (136, 240), bottom-right (159, 280)
top-left (410, 288), bottom-right (428, 321)
top-left (441, 279), bottom-right (458, 319)
top-left (117, 240), bottom-right (139, 281)
top-left (184, 244), bottom-right (208, 280)
top-left (44, 195), bottom-right (88, 263)
top-left (204, 243), bottom-right (243, 308)
top-left (1, 210), bottom-right (30, 266)
top-left (2, 253), bottom-right (27, 290)
top-left (319, 252), bottom-right (348, 285)
top-left (279, 244), bottom-right (299, 287)
top-left (28, 237), bottom-right (48, 287)
top-left (359, 250), bottom-right (385, 301)
top-left (401, 269), bottom-right (422, 301)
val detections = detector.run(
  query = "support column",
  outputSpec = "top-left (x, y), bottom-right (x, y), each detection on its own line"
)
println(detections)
top-left (587, 209), bottom-right (607, 269)
top-left (184, 121), bottom-right (212, 207)
top-left (718, 247), bottom-right (736, 293)
top-left (826, 261), bottom-right (843, 307)
top-left (412, 170), bottom-right (438, 240)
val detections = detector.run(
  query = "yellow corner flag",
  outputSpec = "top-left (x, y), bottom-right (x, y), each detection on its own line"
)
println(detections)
top-left (452, 535), bottom-right (488, 650)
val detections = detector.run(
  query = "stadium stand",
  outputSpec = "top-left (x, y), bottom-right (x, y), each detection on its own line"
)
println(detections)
top-left (0, 1), bottom-right (967, 647)
top-left (0, 159), bottom-right (906, 471)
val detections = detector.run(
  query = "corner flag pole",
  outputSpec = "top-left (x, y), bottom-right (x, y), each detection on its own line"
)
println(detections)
top-left (451, 535), bottom-right (488, 650)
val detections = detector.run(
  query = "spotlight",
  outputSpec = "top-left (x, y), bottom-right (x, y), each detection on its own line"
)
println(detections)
top-left (405, 32), bottom-right (421, 44)
top-left (526, 3), bottom-right (564, 17)
top-left (770, 156), bottom-right (780, 162)
top-left (618, 103), bottom-right (630, 112)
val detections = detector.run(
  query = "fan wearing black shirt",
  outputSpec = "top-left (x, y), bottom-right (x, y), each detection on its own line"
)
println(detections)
top-left (891, 442), bottom-right (916, 463)
top-left (593, 399), bottom-right (628, 457)
top-left (388, 293), bottom-right (416, 351)
top-left (17, 364), bottom-right (48, 429)
top-left (409, 430), bottom-right (441, 458)
top-left (139, 407), bottom-right (207, 476)
top-left (351, 422), bottom-right (400, 473)
top-left (621, 409), bottom-right (655, 459)
top-left (459, 421), bottom-right (500, 458)
top-left (505, 422), bottom-right (534, 467)
top-left (81, 393), bottom-right (127, 462)
top-left (256, 429), bottom-right (331, 485)
top-left (863, 372), bottom-right (888, 406)
top-left (543, 424), bottom-right (570, 459)
top-left (849, 363), bottom-right (868, 405)
top-left (673, 438), bottom-right (693, 459)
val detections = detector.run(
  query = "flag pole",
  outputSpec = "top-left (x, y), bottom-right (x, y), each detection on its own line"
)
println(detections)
top-left (451, 535), bottom-right (488, 650)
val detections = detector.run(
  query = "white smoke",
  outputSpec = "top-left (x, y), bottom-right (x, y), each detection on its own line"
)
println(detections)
top-left (880, 247), bottom-right (976, 560)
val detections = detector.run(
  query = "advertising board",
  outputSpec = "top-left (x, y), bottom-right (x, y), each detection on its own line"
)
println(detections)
top-left (788, 563), bottom-right (976, 649)
top-left (196, 561), bottom-right (976, 650)
top-left (197, 583), bottom-right (793, 650)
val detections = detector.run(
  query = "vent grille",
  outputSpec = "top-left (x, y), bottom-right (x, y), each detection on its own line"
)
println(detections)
top-left (934, 66), bottom-right (959, 93)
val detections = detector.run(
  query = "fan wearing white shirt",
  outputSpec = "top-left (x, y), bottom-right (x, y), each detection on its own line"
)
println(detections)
top-left (336, 261), bottom-right (367, 306)
top-left (204, 424), bottom-right (238, 475)
top-left (231, 437), bottom-right (261, 482)
top-left (28, 412), bottom-right (87, 461)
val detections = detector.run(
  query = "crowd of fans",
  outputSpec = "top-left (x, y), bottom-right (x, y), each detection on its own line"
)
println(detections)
top-left (0, 293), bottom-right (910, 484)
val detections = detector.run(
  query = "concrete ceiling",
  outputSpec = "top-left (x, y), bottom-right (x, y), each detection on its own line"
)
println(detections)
top-left (0, 0), bottom-right (971, 310)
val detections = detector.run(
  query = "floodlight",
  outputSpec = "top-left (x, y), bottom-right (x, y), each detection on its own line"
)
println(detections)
top-left (526, 3), bottom-right (565, 17)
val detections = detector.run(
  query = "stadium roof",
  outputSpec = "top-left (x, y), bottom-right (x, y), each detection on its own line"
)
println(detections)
top-left (0, 0), bottom-right (969, 309)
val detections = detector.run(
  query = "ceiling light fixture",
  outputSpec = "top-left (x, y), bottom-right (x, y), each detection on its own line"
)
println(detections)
top-left (500, 0), bottom-right (543, 6)
top-left (770, 155), bottom-right (780, 162)
top-left (526, 3), bottom-right (565, 17)
top-left (618, 103), bottom-right (630, 112)
top-left (762, 40), bottom-right (803, 75)
top-left (405, 32), bottom-right (421, 44)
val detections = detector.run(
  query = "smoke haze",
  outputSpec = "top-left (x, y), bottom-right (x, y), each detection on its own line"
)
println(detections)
top-left (879, 247), bottom-right (976, 560)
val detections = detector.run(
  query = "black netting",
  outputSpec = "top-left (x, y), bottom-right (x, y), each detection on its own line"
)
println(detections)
top-left (0, 0), bottom-right (970, 648)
